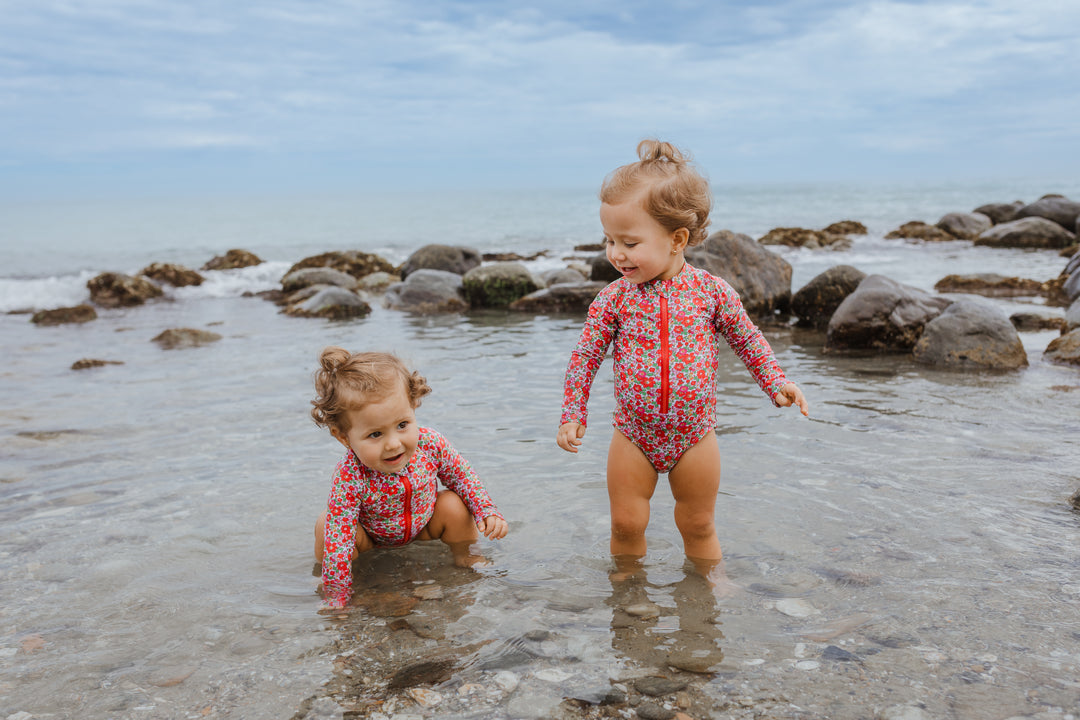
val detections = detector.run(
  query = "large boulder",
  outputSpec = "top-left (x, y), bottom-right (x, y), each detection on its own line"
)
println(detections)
top-left (31, 304), bottom-right (97, 326)
top-left (936, 212), bottom-right (992, 240)
top-left (462, 262), bottom-right (540, 308)
top-left (384, 269), bottom-right (468, 313)
top-left (357, 271), bottom-right (402, 294)
top-left (758, 227), bottom-right (850, 250)
top-left (933, 273), bottom-right (1047, 298)
top-left (822, 220), bottom-right (868, 235)
top-left (1014, 196), bottom-right (1080, 231)
top-left (87, 272), bottom-right (164, 308)
top-left (974, 217), bottom-right (1075, 249)
top-left (885, 221), bottom-right (955, 242)
top-left (685, 230), bottom-right (792, 318)
top-left (1067, 299), bottom-right (1080, 332)
top-left (284, 286), bottom-right (371, 319)
top-left (509, 282), bottom-right (608, 313)
top-left (1044, 329), bottom-right (1080, 367)
top-left (151, 328), bottom-right (223, 349)
top-left (202, 249), bottom-right (262, 270)
top-left (399, 245), bottom-right (481, 278)
top-left (540, 267), bottom-right (587, 286)
top-left (1063, 270), bottom-right (1080, 304)
top-left (791, 265), bottom-right (867, 329)
top-left (825, 275), bottom-right (952, 353)
top-left (281, 267), bottom-right (359, 293)
top-left (141, 262), bottom-right (204, 287)
top-left (973, 201), bottom-right (1023, 225)
top-left (285, 250), bottom-right (395, 280)
top-left (589, 252), bottom-right (622, 282)
top-left (912, 298), bottom-right (1027, 369)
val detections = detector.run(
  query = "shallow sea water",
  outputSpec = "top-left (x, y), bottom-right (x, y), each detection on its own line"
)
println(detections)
top-left (2, 227), bottom-right (1080, 718)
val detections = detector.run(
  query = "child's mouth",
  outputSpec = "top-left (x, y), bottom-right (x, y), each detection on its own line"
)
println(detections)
top-left (384, 452), bottom-right (406, 465)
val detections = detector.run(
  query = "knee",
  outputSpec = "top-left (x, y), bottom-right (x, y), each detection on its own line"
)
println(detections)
top-left (674, 512), bottom-right (716, 542)
top-left (610, 513), bottom-right (648, 542)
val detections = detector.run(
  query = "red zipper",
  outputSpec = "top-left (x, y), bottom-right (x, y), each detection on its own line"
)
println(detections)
top-left (400, 475), bottom-right (413, 542)
top-left (660, 295), bottom-right (670, 414)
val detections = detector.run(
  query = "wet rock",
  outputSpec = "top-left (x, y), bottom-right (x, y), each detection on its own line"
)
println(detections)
top-left (284, 286), bottom-right (371, 320)
top-left (462, 262), bottom-right (541, 308)
top-left (821, 645), bottom-right (863, 663)
top-left (636, 702), bottom-right (676, 720)
top-left (975, 217), bottom-right (1076, 249)
top-left (913, 298), bottom-right (1028, 369)
top-left (412, 584), bottom-right (443, 600)
top-left (358, 591), bottom-right (419, 617)
top-left (492, 670), bottom-right (519, 693)
top-left (201, 248), bottom-right (262, 270)
top-left (791, 265), bottom-right (867, 328)
top-left (541, 267), bottom-right (587, 286)
top-left (384, 269), bottom-right (468, 313)
top-left (936, 212), bottom-right (992, 239)
top-left (634, 677), bottom-right (688, 697)
top-left (1067, 299), bottom-right (1080, 331)
top-left (775, 598), bottom-right (819, 617)
top-left (406, 687), bottom-right (442, 708)
top-left (87, 272), bottom-right (164, 307)
top-left (1009, 312), bottom-right (1066, 332)
top-left (357, 271), bottom-right (402, 293)
top-left (1044, 329), bottom-right (1080, 367)
top-left (667, 649), bottom-right (723, 674)
top-left (822, 220), bottom-right (868, 235)
top-left (509, 282), bottom-right (607, 313)
top-left (400, 244), bottom-right (481, 278)
top-left (506, 691), bottom-right (562, 719)
top-left (590, 252), bottom-right (622, 282)
top-left (31, 304), bottom-right (97, 326)
top-left (286, 250), bottom-right (395, 279)
top-left (140, 262), bottom-right (204, 287)
top-left (1014, 195), bottom-right (1080, 231)
top-left (933, 273), bottom-right (1047, 298)
top-left (973, 200), bottom-right (1023, 225)
top-left (281, 267), bottom-right (359, 293)
top-left (825, 275), bottom-right (951, 353)
top-left (482, 250), bottom-right (548, 262)
top-left (71, 358), bottom-right (123, 370)
top-left (151, 328), bottom-right (223, 349)
top-left (624, 603), bottom-right (661, 619)
top-left (758, 227), bottom-right (850, 250)
top-left (685, 230), bottom-right (792, 318)
top-left (881, 705), bottom-right (932, 720)
top-left (1069, 488), bottom-right (1080, 511)
top-left (387, 658), bottom-right (455, 688)
top-left (1064, 267), bottom-right (1080, 304)
top-left (885, 221), bottom-right (955, 242)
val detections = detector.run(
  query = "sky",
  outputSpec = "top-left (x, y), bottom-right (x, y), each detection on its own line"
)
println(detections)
top-left (1, 0), bottom-right (1078, 196)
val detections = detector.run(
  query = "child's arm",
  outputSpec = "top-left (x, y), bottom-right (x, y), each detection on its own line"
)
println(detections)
top-left (320, 462), bottom-right (360, 609)
top-left (558, 287), bottom-right (619, 449)
top-left (774, 382), bottom-right (809, 416)
top-left (429, 430), bottom-right (506, 535)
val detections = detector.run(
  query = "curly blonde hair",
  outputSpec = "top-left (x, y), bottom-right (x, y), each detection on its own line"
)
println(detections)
top-left (310, 347), bottom-right (431, 433)
top-left (599, 139), bottom-right (712, 247)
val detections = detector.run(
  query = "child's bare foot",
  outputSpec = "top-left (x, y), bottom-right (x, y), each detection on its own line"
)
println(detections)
top-left (609, 554), bottom-right (646, 583)
top-left (447, 541), bottom-right (492, 568)
top-left (688, 556), bottom-right (743, 599)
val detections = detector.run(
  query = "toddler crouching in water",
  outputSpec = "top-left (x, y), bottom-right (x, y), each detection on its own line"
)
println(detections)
top-left (312, 347), bottom-right (508, 610)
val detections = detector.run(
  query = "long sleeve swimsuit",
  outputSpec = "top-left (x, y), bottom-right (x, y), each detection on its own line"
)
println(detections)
top-left (561, 263), bottom-right (789, 473)
top-left (321, 426), bottom-right (502, 608)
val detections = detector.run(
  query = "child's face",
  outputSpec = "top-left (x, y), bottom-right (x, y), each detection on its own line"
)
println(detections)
top-left (601, 192), bottom-right (687, 284)
top-left (331, 381), bottom-right (420, 475)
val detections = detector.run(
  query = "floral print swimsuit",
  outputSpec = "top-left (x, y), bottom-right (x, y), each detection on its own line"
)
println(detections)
top-left (561, 263), bottom-right (789, 473)
top-left (321, 427), bottom-right (502, 608)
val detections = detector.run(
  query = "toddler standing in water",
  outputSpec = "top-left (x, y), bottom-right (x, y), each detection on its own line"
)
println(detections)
top-left (312, 347), bottom-right (507, 610)
top-left (557, 140), bottom-right (808, 585)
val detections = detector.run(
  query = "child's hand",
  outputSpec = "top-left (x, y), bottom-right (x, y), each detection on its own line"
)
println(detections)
top-left (481, 514), bottom-right (508, 540)
top-left (557, 422), bottom-right (586, 452)
top-left (774, 382), bottom-right (809, 416)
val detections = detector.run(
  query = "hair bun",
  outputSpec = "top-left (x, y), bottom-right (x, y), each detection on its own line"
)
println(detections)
top-left (319, 346), bottom-right (351, 374)
top-left (637, 139), bottom-right (685, 165)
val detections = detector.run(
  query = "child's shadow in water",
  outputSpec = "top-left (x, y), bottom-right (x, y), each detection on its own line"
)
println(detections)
top-left (606, 559), bottom-right (727, 674)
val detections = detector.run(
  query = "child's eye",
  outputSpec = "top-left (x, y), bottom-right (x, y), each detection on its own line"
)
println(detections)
top-left (397, 421), bottom-right (409, 430)
top-left (368, 431), bottom-right (382, 439)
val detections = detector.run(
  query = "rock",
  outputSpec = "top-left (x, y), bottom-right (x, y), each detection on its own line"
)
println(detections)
top-left (881, 705), bottom-right (932, 720)
top-left (936, 212), bottom-right (992, 240)
top-left (509, 281), bottom-right (608, 313)
top-left (775, 598), bottom-right (819, 617)
top-left (590, 252), bottom-right (622, 282)
top-left (281, 267), bottom-right (359, 293)
top-left (635, 702), bottom-right (677, 720)
top-left (151, 328), bottom-right (223, 349)
top-left (384, 269), bottom-right (468, 313)
top-left (357, 271), bottom-right (402, 293)
top-left (576, 242), bottom-right (605, 252)
top-left (87, 272), bottom-right (164, 308)
top-left (462, 262), bottom-right (540, 308)
top-left (885, 221), bottom-right (955, 242)
top-left (1014, 196), bottom-right (1080, 231)
top-left (406, 688), bottom-right (442, 708)
top-left (624, 602), bottom-right (661, 618)
top-left (791, 265), bottom-right (867, 328)
top-left (973, 201), bottom-right (1024, 225)
top-left (387, 658), bottom-right (455, 688)
top-left (1067, 299), bottom-right (1080, 331)
top-left (541, 267), bottom-right (587, 286)
top-left (634, 677), bottom-right (688, 696)
top-left (685, 230), bottom-right (793, 318)
top-left (1045, 329), bottom-right (1080, 366)
top-left (1070, 488), bottom-right (1080, 511)
top-left (822, 220), bottom-right (868, 235)
top-left (492, 670), bottom-right (519, 693)
top-left (667, 649), bottom-right (724, 673)
top-left (71, 358), bottom-right (123, 370)
top-left (201, 249), bottom-right (262, 270)
top-left (758, 227), bottom-right (850, 250)
top-left (1064, 268), bottom-right (1080, 304)
top-left (974, 217), bottom-right (1076, 249)
top-left (933, 273), bottom-right (1047, 298)
top-left (482, 250), bottom-right (548, 262)
top-left (285, 286), bottom-right (371, 319)
top-left (1065, 250), bottom-right (1080, 277)
top-left (913, 299), bottom-right (1030, 368)
top-left (1009, 312), bottom-right (1066, 332)
top-left (140, 262), bottom-right (204, 287)
top-left (400, 244), bottom-right (481, 278)
top-left (825, 275), bottom-right (951, 353)
top-left (285, 250), bottom-right (395, 280)
top-left (31, 304), bottom-right (97, 325)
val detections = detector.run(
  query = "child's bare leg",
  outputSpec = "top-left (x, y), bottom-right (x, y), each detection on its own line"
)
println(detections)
top-left (416, 490), bottom-right (484, 567)
top-left (607, 429), bottom-right (658, 559)
top-left (314, 513), bottom-right (374, 563)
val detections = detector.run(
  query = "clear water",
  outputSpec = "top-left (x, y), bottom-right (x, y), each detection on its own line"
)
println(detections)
top-left (2, 183), bottom-right (1079, 719)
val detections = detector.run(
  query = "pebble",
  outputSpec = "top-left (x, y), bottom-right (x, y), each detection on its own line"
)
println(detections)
top-left (412, 585), bottom-right (443, 600)
top-left (405, 688), bottom-right (442, 708)
top-left (535, 668), bottom-right (573, 682)
top-left (881, 705), bottom-right (931, 720)
top-left (492, 670), bottom-right (519, 693)
top-left (794, 660), bottom-right (821, 670)
top-left (625, 603), bottom-right (662, 619)
top-left (634, 677), bottom-right (687, 696)
top-left (775, 599), bottom-right (819, 618)
top-left (636, 702), bottom-right (676, 720)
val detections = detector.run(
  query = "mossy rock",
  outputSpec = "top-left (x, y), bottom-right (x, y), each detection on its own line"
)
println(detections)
top-left (462, 263), bottom-right (540, 308)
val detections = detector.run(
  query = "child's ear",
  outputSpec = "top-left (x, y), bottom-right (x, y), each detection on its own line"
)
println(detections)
top-left (330, 427), bottom-right (351, 449)
top-left (672, 228), bottom-right (690, 253)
